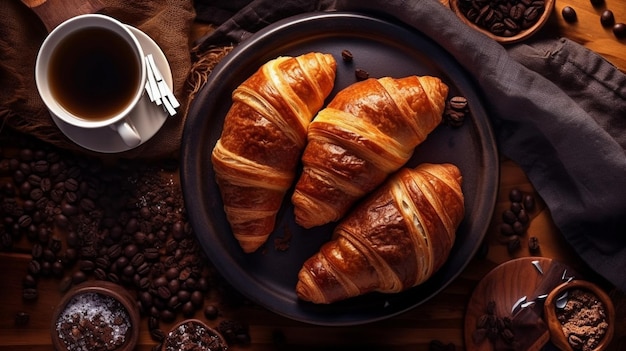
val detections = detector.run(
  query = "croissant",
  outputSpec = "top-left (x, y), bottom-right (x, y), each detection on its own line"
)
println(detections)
top-left (296, 163), bottom-right (464, 304)
top-left (291, 76), bottom-right (449, 228)
top-left (211, 52), bottom-right (336, 253)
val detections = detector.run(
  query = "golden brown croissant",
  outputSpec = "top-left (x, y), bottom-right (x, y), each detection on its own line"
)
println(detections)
top-left (296, 163), bottom-right (464, 304)
top-left (291, 76), bottom-right (449, 228)
top-left (211, 52), bottom-right (336, 253)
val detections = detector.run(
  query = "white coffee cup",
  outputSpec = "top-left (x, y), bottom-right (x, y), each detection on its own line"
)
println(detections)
top-left (35, 14), bottom-right (146, 148)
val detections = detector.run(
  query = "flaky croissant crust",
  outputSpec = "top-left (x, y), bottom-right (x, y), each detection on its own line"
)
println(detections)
top-left (212, 52), bottom-right (336, 253)
top-left (292, 76), bottom-right (449, 229)
top-left (296, 163), bottom-right (464, 304)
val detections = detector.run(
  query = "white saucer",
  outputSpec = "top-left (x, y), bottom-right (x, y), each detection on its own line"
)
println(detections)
top-left (51, 26), bottom-right (173, 153)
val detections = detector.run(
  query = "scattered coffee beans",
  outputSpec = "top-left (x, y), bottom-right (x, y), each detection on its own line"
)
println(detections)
top-left (457, 0), bottom-right (547, 37)
top-left (562, 6), bottom-right (577, 23)
top-left (1, 132), bottom-right (221, 346)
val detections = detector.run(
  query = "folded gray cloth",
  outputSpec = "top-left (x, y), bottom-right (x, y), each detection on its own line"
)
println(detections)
top-left (193, 0), bottom-right (626, 291)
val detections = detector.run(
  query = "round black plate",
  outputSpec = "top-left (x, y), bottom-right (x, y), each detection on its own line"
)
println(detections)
top-left (181, 12), bottom-right (498, 326)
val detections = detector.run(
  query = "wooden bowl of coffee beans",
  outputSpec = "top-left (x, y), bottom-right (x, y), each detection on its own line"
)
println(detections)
top-left (162, 319), bottom-right (228, 351)
top-left (450, 0), bottom-right (556, 44)
top-left (543, 280), bottom-right (615, 351)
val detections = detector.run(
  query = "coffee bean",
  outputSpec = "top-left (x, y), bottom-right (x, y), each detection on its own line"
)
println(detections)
top-left (165, 267), bottom-right (179, 281)
top-left (614, 23), bottom-right (626, 39)
top-left (504, 235), bottom-right (522, 255)
top-left (40, 177), bottom-right (52, 192)
top-left (144, 247), bottom-right (160, 260)
top-left (64, 191), bottom-right (78, 204)
top-left (157, 286), bottom-right (171, 299)
top-left (61, 203), bottom-right (78, 216)
top-left (528, 236), bottom-right (541, 253)
top-left (341, 49), bottom-right (354, 62)
top-left (163, 310), bottom-right (178, 323)
top-left (72, 270), bottom-right (87, 284)
top-left (124, 244), bottom-right (139, 258)
top-left (28, 260), bottom-right (41, 276)
top-left (150, 328), bottom-right (165, 342)
top-left (512, 221), bottom-right (526, 235)
top-left (42, 249), bottom-right (56, 262)
top-left (22, 274), bottom-right (37, 288)
top-left (517, 209), bottom-right (529, 225)
top-left (182, 301), bottom-right (195, 317)
top-left (510, 201), bottom-right (522, 214)
top-left (500, 223), bottom-right (515, 236)
top-left (79, 198), bottom-right (95, 212)
top-left (51, 261), bottom-right (64, 277)
top-left (64, 178), bottom-right (79, 192)
top-left (32, 243), bottom-right (43, 259)
top-left (502, 210), bottom-right (517, 224)
top-left (523, 194), bottom-right (535, 211)
top-left (94, 267), bottom-right (107, 280)
top-left (204, 305), bottom-right (219, 320)
top-left (122, 264), bottom-right (135, 277)
top-left (138, 277), bottom-right (151, 290)
top-left (136, 262), bottom-right (150, 276)
top-left (168, 279), bottom-right (181, 295)
top-left (22, 288), bottom-right (38, 300)
top-left (79, 259), bottom-right (95, 272)
top-left (49, 236), bottom-right (62, 252)
top-left (600, 10), bottom-right (615, 27)
top-left (355, 68), bottom-right (369, 81)
top-left (562, 6), bottom-right (577, 23)
top-left (191, 290), bottom-right (204, 307)
top-left (590, 0), bottom-right (604, 6)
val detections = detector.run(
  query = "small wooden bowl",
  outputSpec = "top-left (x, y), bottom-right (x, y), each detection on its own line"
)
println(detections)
top-left (51, 281), bottom-right (140, 351)
top-left (162, 319), bottom-right (228, 351)
top-left (449, 0), bottom-right (555, 44)
top-left (543, 280), bottom-right (615, 351)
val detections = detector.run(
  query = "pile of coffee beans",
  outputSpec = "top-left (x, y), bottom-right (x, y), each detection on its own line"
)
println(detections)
top-left (472, 300), bottom-right (516, 346)
top-left (561, 0), bottom-right (626, 39)
top-left (456, 0), bottom-right (547, 37)
top-left (0, 132), bottom-right (250, 347)
top-left (498, 188), bottom-right (539, 254)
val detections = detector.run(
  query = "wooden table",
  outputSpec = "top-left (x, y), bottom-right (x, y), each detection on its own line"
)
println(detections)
top-left (2, 0), bottom-right (625, 350)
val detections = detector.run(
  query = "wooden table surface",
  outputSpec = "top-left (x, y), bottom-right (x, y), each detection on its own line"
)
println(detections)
top-left (2, 0), bottom-right (625, 350)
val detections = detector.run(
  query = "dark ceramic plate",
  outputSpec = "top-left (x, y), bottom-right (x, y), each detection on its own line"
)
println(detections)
top-left (181, 12), bottom-right (498, 326)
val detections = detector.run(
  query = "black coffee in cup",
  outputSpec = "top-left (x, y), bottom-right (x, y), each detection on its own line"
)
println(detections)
top-left (48, 27), bottom-right (140, 122)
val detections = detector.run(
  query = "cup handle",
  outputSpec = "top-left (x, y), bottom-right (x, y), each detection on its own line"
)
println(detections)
top-left (112, 119), bottom-right (142, 147)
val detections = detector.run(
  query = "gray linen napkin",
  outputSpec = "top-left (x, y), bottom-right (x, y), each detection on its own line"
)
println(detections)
top-left (193, 0), bottom-right (626, 291)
